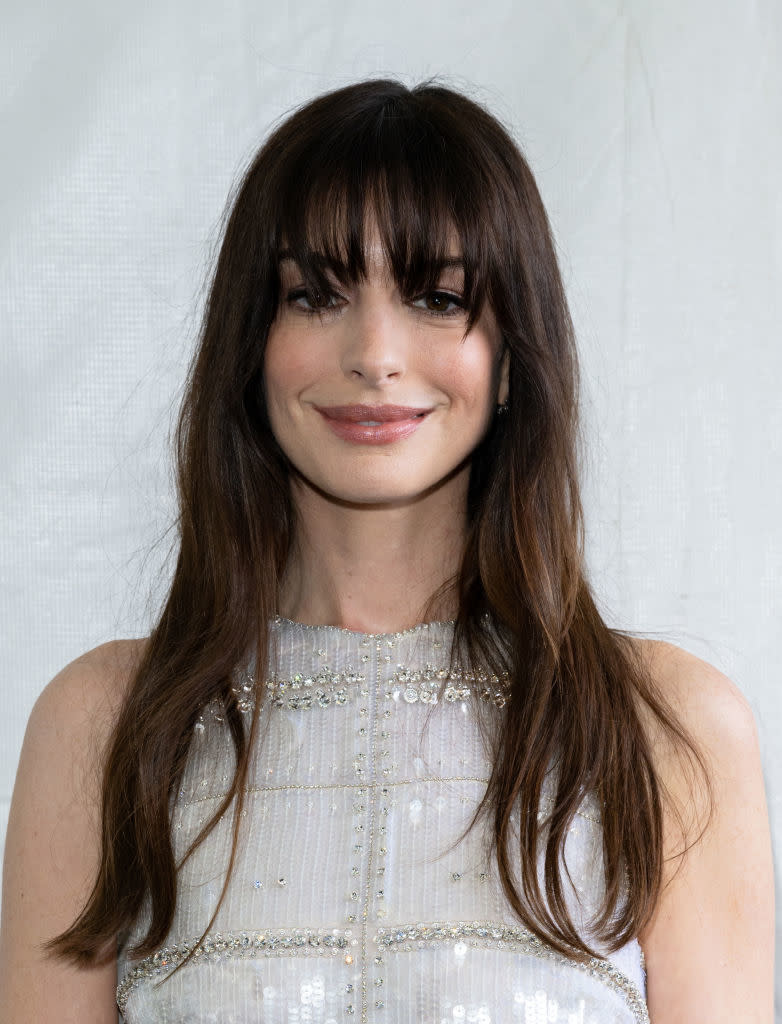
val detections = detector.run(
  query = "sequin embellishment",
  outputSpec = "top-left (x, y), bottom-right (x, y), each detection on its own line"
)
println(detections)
top-left (116, 922), bottom-right (647, 1022)
top-left (387, 664), bottom-right (510, 707)
top-left (243, 666), bottom-right (365, 712)
top-left (230, 663), bottom-right (510, 714)
top-left (116, 927), bottom-right (353, 1013)
top-left (376, 922), bottom-right (649, 1024)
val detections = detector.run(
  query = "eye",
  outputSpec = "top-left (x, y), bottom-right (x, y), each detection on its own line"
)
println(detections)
top-left (286, 287), bottom-right (343, 314)
top-left (411, 291), bottom-right (466, 317)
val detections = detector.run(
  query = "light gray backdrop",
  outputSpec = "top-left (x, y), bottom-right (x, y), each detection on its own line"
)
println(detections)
top-left (2, 0), bottom-right (780, 1010)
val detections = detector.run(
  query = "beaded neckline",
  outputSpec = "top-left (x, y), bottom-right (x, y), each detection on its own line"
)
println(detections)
top-left (271, 614), bottom-right (457, 642)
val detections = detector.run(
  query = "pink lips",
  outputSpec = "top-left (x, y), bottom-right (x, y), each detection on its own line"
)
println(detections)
top-left (316, 404), bottom-right (431, 445)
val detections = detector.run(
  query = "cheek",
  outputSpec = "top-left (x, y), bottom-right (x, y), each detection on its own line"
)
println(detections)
top-left (434, 342), bottom-right (500, 411)
top-left (263, 328), bottom-right (320, 408)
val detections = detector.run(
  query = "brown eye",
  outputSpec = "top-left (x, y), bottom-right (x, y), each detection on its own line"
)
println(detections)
top-left (412, 291), bottom-right (465, 316)
top-left (286, 288), bottom-right (341, 312)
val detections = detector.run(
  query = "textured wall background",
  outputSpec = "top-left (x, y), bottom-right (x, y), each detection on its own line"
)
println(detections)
top-left (2, 0), bottom-right (780, 1009)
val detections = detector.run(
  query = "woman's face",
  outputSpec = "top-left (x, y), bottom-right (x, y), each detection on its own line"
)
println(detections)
top-left (263, 224), bottom-right (509, 510)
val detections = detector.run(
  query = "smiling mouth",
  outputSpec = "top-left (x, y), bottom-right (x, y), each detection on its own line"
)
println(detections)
top-left (317, 405), bottom-right (432, 423)
top-left (315, 407), bottom-right (431, 445)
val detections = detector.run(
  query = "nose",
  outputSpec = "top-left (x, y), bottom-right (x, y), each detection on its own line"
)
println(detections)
top-left (339, 303), bottom-right (406, 385)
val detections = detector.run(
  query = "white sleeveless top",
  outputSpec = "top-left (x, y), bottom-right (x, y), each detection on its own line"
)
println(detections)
top-left (117, 616), bottom-right (648, 1023)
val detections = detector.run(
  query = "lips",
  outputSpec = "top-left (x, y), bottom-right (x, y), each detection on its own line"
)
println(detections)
top-left (314, 404), bottom-right (431, 445)
top-left (317, 404), bottom-right (431, 423)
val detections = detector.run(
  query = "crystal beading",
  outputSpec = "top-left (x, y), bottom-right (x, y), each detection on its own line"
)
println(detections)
top-left (116, 927), bottom-right (352, 1013)
top-left (228, 661), bottom-right (510, 715)
top-left (376, 921), bottom-right (649, 1023)
top-left (117, 921), bottom-right (647, 1022)
top-left (387, 663), bottom-right (510, 707)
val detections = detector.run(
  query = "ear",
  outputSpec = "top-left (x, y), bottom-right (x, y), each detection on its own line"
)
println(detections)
top-left (497, 344), bottom-right (510, 407)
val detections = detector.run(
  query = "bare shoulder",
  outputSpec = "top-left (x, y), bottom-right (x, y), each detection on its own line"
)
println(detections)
top-left (0, 638), bottom-right (148, 1023)
top-left (630, 638), bottom-right (774, 1023)
top-left (631, 637), bottom-right (758, 769)
top-left (17, 636), bottom-right (149, 812)
top-left (34, 637), bottom-right (147, 733)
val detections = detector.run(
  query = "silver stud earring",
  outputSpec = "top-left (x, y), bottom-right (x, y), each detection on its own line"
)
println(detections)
top-left (496, 401), bottom-right (509, 416)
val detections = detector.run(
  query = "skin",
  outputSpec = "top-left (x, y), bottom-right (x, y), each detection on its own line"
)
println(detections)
top-left (264, 224), bottom-right (509, 632)
top-left (0, 641), bottom-right (141, 1023)
top-left (0, 228), bottom-right (773, 1021)
top-left (635, 640), bottom-right (774, 1021)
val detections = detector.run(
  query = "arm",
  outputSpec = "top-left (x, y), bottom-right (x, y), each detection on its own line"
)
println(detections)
top-left (0, 641), bottom-right (142, 1024)
top-left (637, 641), bottom-right (774, 1024)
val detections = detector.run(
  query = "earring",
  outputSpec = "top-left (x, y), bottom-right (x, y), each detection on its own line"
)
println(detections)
top-left (496, 401), bottom-right (509, 416)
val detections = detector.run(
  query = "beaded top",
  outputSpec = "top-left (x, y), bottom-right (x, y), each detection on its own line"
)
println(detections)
top-left (117, 616), bottom-right (648, 1023)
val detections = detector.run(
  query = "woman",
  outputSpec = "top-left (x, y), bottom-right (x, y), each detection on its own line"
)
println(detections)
top-left (0, 78), bottom-right (773, 1022)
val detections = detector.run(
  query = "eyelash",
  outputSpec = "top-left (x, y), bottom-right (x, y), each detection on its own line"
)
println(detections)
top-left (284, 288), bottom-right (466, 319)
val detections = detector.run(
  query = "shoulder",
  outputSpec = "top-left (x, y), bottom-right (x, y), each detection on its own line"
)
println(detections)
top-left (629, 636), bottom-right (762, 850)
top-left (10, 637), bottom-right (149, 898)
top-left (29, 638), bottom-right (147, 753)
top-left (630, 637), bottom-right (758, 774)
top-left (630, 639), bottom-right (774, 1020)
top-left (12, 636), bottom-right (148, 854)
top-left (39, 636), bottom-right (147, 708)
top-left (0, 639), bottom-right (148, 1021)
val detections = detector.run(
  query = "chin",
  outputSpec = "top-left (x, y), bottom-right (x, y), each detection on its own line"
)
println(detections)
top-left (334, 489), bottom-right (423, 508)
top-left (294, 462), bottom-right (464, 507)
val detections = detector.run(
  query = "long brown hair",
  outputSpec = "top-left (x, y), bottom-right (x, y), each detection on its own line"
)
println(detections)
top-left (49, 77), bottom-right (708, 967)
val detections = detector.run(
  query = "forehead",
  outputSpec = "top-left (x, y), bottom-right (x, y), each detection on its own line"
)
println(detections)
top-left (278, 231), bottom-right (466, 282)
top-left (279, 206), bottom-right (462, 267)
top-left (278, 250), bottom-right (465, 281)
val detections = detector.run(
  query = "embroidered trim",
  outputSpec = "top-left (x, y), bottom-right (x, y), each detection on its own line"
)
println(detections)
top-left (174, 777), bottom-right (600, 828)
top-left (377, 921), bottom-right (648, 1024)
top-left (116, 927), bottom-right (354, 1013)
top-left (177, 774), bottom-right (493, 807)
top-left (387, 663), bottom-right (510, 707)
top-left (271, 614), bottom-right (457, 640)
top-left (233, 666), bottom-right (366, 712)
top-left (228, 662), bottom-right (511, 714)
top-left (116, 921), bottom-right (646, 1021)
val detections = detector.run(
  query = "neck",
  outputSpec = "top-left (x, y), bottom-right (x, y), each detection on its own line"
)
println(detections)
top-left (278, 476), bottom-right (468, 634)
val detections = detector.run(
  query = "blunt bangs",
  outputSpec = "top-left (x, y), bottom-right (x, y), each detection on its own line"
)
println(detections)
top-left (267, 82), bottom-right (506, 332)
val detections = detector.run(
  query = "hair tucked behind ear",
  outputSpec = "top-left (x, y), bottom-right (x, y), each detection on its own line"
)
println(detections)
top-left (47, 76), bottom-right (709, 968)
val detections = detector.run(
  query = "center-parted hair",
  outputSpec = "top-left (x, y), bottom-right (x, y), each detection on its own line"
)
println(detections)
top-left (49, 77), bottom-right (707, 968)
